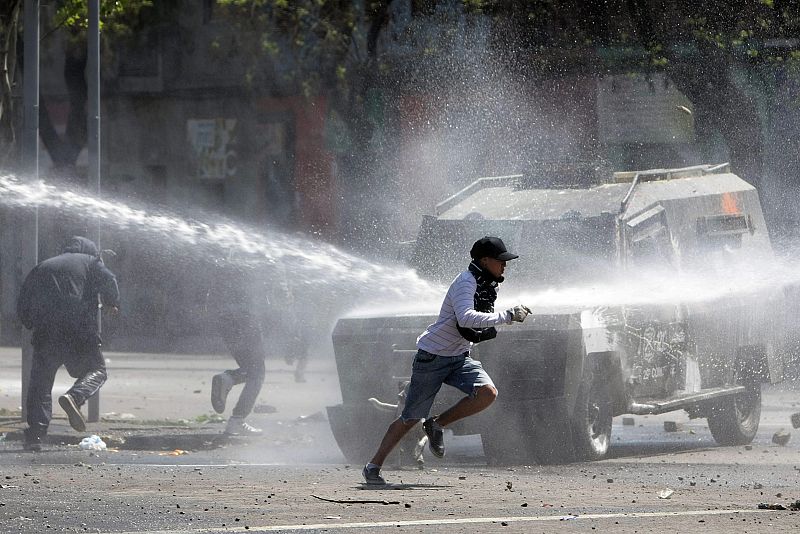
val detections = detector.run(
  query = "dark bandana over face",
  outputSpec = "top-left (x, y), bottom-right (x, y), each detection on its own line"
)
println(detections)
top-left (456, 262), bottom-right (501, 343)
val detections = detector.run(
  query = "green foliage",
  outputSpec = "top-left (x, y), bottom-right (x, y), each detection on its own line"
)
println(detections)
top-left (192, 413), bottom-right (226, 424)
top-left (54, 0), bottom-right (154, 39)
top-left (215, 0), bottom-right (384, 96)
top-left (104, 414), bottom-right (226, 426)
top-left (649, 1), bottom-right (800, 67)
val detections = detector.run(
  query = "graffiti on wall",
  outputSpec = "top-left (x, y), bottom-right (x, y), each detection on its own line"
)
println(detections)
top-left (187, 119), bottom-right (237, 179)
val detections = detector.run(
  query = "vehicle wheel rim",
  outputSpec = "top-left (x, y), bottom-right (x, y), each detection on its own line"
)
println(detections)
top-left (735, 385), bottom-right (760, 424)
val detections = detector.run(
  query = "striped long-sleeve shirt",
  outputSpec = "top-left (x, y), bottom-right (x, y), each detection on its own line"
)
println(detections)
top-left (416, 270), bottom-right (512, 356)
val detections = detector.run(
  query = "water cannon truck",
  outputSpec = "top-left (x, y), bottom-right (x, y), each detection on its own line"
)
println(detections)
top-left (327, 163), bottom-right (788, 464)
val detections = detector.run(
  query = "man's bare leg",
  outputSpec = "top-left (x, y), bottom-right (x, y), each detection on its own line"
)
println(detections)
top-left (369, 417), bottom-right (419, 466)
top-left (435, 384), bottom-right (497, 427)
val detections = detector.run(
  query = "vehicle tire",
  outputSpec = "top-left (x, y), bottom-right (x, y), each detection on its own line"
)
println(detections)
top-left (706, 378), bottom-right (761, 446)
top-left (570, 367), bottom-right (613, 461)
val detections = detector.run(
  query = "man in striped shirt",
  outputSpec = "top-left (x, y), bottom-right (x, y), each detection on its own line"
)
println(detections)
top-left (363, 236), bottom-right (531, 484)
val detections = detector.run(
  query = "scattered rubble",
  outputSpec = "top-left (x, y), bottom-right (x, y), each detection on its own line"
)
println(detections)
top-left (312, 495), bottom-right (399, 505)
top-left (757, 500), bottom-right (800, 511)
top-left (771, 429), bottom-right (791, 446)
top-left (158, 449), bottom-right (188, 456)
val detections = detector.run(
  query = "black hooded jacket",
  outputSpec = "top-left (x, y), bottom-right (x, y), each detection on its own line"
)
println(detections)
top-left (17, 236), bottom-right (120, 336)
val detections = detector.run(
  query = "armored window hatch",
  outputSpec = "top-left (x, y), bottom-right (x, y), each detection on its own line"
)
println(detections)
top-left (697, 213), bottom-right (753, 237)
top-left (696, 213), bottom-right (753, 251)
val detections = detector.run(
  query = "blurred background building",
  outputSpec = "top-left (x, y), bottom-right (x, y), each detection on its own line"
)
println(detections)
top-left (0, 0), bottom-right (798, 351)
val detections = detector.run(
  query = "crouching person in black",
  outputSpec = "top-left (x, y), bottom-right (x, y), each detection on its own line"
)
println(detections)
top-left (17, 236), bottom-right (120, 451)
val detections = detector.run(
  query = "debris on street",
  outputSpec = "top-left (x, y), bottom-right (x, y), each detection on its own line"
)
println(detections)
top-left (658, 488), bottom-right (675, 499)
top-left (791, 412), bottom-right (800, 429)
top-left (771, 429), bottom-right (791, 446)
top-left (158, 449), bottom-right (188, 456)
top-left (312, 495), bottom-right (400, 505)
top-left (78, 435), bottom-right (107, 451)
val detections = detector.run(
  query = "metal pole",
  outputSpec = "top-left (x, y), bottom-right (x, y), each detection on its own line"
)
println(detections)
top-left (20, 0), bottom-right (40, 422)
top-left (87, 0), bottom-right (101, 423)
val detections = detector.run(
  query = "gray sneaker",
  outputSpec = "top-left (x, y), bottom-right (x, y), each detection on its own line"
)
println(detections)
top-left (211, 373), bottom-right (235, 414)
top-left (58, 393), bottom-right (86, 432)
top-left (224, 417), bottom-right (263, 436)
top-left (362, 464), bottom-right (386, 485)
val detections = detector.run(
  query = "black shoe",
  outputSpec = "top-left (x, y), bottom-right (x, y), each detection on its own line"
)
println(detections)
top-left (23, 428), bottom-right (44, 452)
top-left (211, 373), bottom-right (235, 414)
top-left (58, 393), bottom-right (86, 432)
top-left (423, 418), bottom-right (445, 458)
top-left (362, 464), bottom-right (386, 485)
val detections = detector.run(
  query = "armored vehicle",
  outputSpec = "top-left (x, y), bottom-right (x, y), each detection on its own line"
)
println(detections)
top-left (327, 164), bottom-right (786, 464)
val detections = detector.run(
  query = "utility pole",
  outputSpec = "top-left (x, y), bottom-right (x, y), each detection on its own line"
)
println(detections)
top-left (20, 0), bottom-right (40, 421)
top-left (87, 0), bottom-right (101, 423)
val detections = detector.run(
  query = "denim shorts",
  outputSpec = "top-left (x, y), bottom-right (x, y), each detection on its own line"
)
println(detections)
top-left (400, 349), bottom-right (495, 421)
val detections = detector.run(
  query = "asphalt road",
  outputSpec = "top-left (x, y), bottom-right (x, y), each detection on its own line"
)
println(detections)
top-left (1, 347), bottom-right (800, 533)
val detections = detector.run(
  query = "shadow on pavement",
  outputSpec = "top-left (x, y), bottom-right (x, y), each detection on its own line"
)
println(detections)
top-left (358, 483), bottom-right (455, 490)
top-left (606, 440), bottom-right (716, 459)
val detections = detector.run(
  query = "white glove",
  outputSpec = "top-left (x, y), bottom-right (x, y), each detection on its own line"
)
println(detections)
top-left (507, 305), bottom-right (532, 323)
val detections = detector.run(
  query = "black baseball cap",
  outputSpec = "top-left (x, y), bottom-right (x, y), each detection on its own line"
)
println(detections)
top-left (470, 236), bottom-right (519, 261)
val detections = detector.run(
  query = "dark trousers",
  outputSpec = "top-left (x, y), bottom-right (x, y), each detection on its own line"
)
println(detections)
top-left (219, 315), bottom-right (266, 419)
top-left (26, 332), bottom-right (107, 435)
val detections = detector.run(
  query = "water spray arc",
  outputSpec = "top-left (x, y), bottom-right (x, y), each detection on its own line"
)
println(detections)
top-left (0, 174), bottom-right (441, 321)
